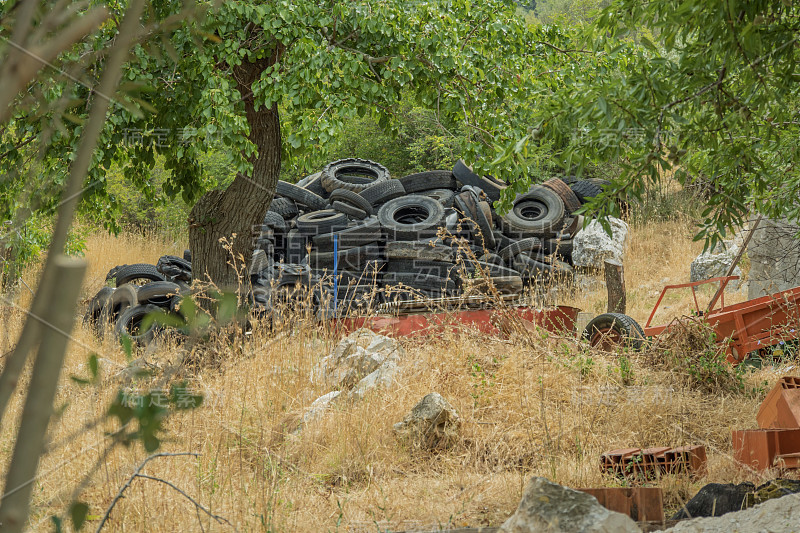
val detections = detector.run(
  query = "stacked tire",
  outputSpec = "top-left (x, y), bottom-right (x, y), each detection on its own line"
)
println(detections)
top-left (84, 256), bottom-right (191, 343)
top-left (252, 158), bottom-right (587, 314)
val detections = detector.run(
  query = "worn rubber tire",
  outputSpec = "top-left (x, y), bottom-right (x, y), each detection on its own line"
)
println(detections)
top-left (419, 188), bottom-right (456, 208)
top-left (84, 286), bottom-right (115, 325)
top-left (276, 180), bottom-right (329, 210)
top-left (542, 238), bottom-right (573, 258)
top-left (454, 192), bottom-right (496, 250)
top-left (500, 186), bottom-right (565, 238)
top-left (385, 259), bottom-right (460, 280)
top-left (312, 217), bottom-right (383, 252)
top-left (582, 312), bottom-right (645, 351)
top-left (466, 275), bottom-right (523, 295)
top-left (114, 303), bottom-right (165, 344)
top-left (302, 172), bottom-right (330, 198)
top-left (321, 158), bottom-right (390, 193)
top-left (377, 195), bottom-right (445, 241)
top-left (156, 255), bottom-right (192, 284)
top-left (137, 281), bottom-right (182, 307)
top-left (114, 264), bottom-right (166, 287)
top-left (461, 260), bottom-right (519, 278)
top-left (308, 243), bottom-right (381, 270)
top-left (541, 177), bottom-right (582, 214)
top-left (296, 209), bottom-right (349, 235)
top-left (498, 237), bottom-right (542, 261)
top-left (385, 240), bottom-right (455, 262)
top-left (383, 272), bottom-right (459, 294)
top-left (513, 253), bottom-right (553, 280)
top-left (570, 179), bottom-right (604, 204)
top-left (331, 200), bottom-right (367, 220)
top-left (399, 170), bottom-right (457, 193)
top-left (285, 229), bottom-right (307, 263)
top-left (358, 179), bottom-right (406, 207)
top-left (452, 159), bottom-right (506, 202)
top-left (330, 188), bottom-right (373, 215)
top-left (479, 253), bottom-right (505, 267)
top-left (96, 283), bottom-right (138, 336)
top-left (269, 197), bottom-right (300, 219)
top-left (262, 211), bottom-right (287, 232)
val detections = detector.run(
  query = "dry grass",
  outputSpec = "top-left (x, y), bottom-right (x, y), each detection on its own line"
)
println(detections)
top-left (0, 221), bottom-right (796, 532)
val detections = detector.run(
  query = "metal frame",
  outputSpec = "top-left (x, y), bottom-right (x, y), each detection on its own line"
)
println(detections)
top-left (644, 275), bottom-right (800, 363)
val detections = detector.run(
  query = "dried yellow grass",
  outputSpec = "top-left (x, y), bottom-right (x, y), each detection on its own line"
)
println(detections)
top-left (0, 220), bottom-right (795, 532)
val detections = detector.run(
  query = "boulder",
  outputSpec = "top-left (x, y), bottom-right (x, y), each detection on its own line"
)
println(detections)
top-left (689, 241), bottom-right (741, 288)
top-left (572, 217), bottom-right (629, 268)
top-left (747, 217), bottom-right (800, 299)
top-left (661, 486), bottom-right (800, 532)
top-left (671, 479), bottom-right (800, 520)
top-left (670, 482), bottom-right (754, 519)
top-left (499, 477), bottom-right (640, 533)
top-left (394, 392), bottom-right (461, 449)
top-left (301, 390), bottom-right (342, 424)
top-left (349, 360), bottom-right (399, 400)
top-left (313, 329), bottom-right (403, 390)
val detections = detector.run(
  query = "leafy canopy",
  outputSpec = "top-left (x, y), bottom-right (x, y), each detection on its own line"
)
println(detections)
top-left (541, 0), bottom-right (800, 244)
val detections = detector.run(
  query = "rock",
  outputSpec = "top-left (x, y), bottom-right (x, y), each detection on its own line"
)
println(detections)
top-left (301, 390), bottom-right (342, 424)
top-left (747, 217), bottom-right (800, 299)
top-left (671, 482), bottom-right (754, 519)
top-left (499, 477), bottom-right (640, 533)
top-left (572, 217), bottom-right (629, 268)
top-left (659, 487), bottom-right (800, 532)
top-left (313, 329), bottom-right (403, 390)
top-left (671, 479), bottom-right (800, 520)
top-left (349, 360), bottom-right (399, 400)
top-left (393, 392), bottom-right (461, 449)
top-left (690, 241), bottom-right (742, 288)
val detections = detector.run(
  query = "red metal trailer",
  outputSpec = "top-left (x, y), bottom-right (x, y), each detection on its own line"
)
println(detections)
top-left (585, 275), bottom-right (800, 363)
top-left (335, 297), bottom-right (580, 339)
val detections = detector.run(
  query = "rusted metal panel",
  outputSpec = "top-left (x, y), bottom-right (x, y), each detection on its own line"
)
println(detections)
top-left (336, 305), bottom-right (579, 339)
top-left (641, 276), bottom-right (800, 364)
top-left (578, 487), bottom-right (664, 522)
top-left (601, 446), bottom-right (707, 480)
top-left (732, 428), bottom-right (800, 471)
top-left (664, 445), bottom-right (707, 478)
top-left (757, 376), bottom-right (800, 429)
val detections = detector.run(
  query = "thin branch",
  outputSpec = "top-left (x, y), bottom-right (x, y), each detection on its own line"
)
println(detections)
top-left (96, 452), bottom-right (217, 532)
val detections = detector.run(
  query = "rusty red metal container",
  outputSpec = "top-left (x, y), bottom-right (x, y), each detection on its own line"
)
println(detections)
top-left (732, 428), bottom-right (800, 471)
top-left (336, 305), bottom-right (579, 338)
top-left (757, 376), bottom-right (800, 429)
top-left (578, 487), bottom-right (664, 522)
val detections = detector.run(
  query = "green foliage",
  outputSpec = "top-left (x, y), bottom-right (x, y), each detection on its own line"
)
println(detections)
top-left (645, 319), bottom-right (747, 394)
top-left (468, 354), bottom-right (499, 407)
top-left (0, 212), bottom-right (86, 288)
top-left (541, 0), bottom-right (800, 248)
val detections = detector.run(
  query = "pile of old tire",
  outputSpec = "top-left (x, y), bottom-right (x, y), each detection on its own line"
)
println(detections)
top-left (252, 157), bottom-right (590, 315)
top-left (83, 253), bottom-right (192, 342)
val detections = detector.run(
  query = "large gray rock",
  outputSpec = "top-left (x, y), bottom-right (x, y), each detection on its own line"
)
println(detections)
top-left (690, 241), bottom-right (742, 288)
top-left (572, 217), bottom-right (629, 268)
top-left (659, 490), bottom-right (800, 532)
top-left (313, 329), bottom-right (403, 390)
top-left (349, 360), bottom-right (400, 400)
top-left (499, 477), bottom-right (640, 533)
top-left (747, 217), bottom-right (800, 299)
top-left (394, 392), bottom-right (461, 449)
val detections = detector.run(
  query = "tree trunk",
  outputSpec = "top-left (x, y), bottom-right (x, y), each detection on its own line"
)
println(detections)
top-left (188, 58), bottom-right (281, 290)
top-left (604, 259), bottom-right (626, 314)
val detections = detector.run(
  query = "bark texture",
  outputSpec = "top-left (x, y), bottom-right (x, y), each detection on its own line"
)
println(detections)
top-left (604, 259), bottom-right (626, 314)
top-left (189, 56), bottom-right (281, 289)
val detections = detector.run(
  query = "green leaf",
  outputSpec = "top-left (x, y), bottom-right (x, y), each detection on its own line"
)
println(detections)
top-left (70, 501), bottom-right (90, 531)
top-left (88, 354), bottom-right (99, 379)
